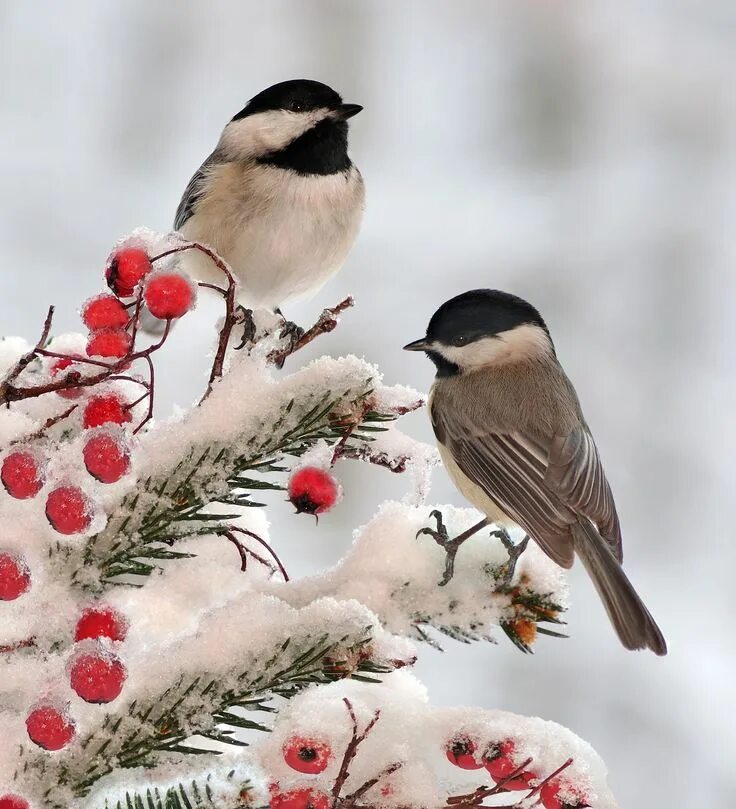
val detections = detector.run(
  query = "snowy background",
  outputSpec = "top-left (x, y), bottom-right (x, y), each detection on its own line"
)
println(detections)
top-left (0, 1), bottom-right (733, 806)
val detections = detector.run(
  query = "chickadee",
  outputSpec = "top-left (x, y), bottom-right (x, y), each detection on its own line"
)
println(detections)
top-left (174, 79), bottom-right (364, 312)
top-left (404, 289), bottom-right (667, 655)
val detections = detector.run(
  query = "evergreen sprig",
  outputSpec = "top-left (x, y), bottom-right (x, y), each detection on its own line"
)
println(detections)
top-left (73, 380), bottom-right (397, 589)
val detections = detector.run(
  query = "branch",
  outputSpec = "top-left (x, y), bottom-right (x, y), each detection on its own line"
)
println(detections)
top-left (269, 297), bottom-right (354, 366)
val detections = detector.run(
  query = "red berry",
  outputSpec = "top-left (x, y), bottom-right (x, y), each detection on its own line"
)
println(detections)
top-left (83, 394), bottom-right (132, 429)
top-left (270, 789), bottom-right (330, 809)
top-left (75, 605), bottom-right (128, 642)
top-left (86, 329), bottom-right (132, 359)
top-left (106, 247), bottom-right (152, 297)
top-left (69, 651), bottom-right (126, 704)
top-left (143, 271), bottom-right (196, 320)
top-left (287, 467), bottom-right (340, 516)
top-left (0, 794), bottom-right (30, 809)
top-left (25, 704), bottom-right (76, 750)
top-left (50, 357), bottom-right (83, 400)
top-left (1, 450), bottom-right (45, 499)
top-left (82, 294), bottom-right (129, 330)
top-left (540, 780), bottom-right (590, 809)
top-left (283, 737), bottom-right (332, 774)
top-left (83, 432), bottom-right (131, 484)
top-left (45, 486), bottom-right (92, 534)
top-left (0, 553), bottom-right (31, 601)
top-left (485, 740), bottom-right (534, 790)
top-left (445, 736), bottom-right (482, 770)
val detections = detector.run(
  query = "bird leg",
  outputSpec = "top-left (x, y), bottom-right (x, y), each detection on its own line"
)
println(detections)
top-left (233, 305), bottom-right (256, 350)
top-left (274, 309), bottom-right (306, 369)
top-left (416, 510), bottom-right (491, 586)
top-left (492, 528), bottom-right (530, 588)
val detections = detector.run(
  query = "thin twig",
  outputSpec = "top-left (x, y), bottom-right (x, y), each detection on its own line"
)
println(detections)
top-left (222, 526), bottom-right (289, 582)
top-left (0, 637), bottom-right (36, 654)
top-left (9, 403), bottom-right (79, 446)
top-left (332, 699), bottom-right (381, 806)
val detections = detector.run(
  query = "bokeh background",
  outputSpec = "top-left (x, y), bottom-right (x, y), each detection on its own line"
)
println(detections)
top-left (1, 1), bottom-right (734, 806)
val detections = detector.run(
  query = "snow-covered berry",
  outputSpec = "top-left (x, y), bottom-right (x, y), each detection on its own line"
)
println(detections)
top-left (485, 741), bottom-right (535, 790)
top-left (540, 780), bottom-right (590, 809)
top-left (81, 294), bottom-right (129, 330)
top-left (69, 651), bottom-right (127, 704)
top-left (86, 329), bottom-right (132, 359)
top-left (75, 605), bottom-right (128, 642)
top-left (50, 357), bottom-right (83, 400)
top-left (83, 431), bottom-right (131, 483)
top-left (106, 247), bottom-right (152, 297)
top-left (445, 736), bottom-right (483, 770)
top-left (287, 467), bottom-right (340, 515)
top-left (25, 704), bottom-right (76, 751)
top-left (283, 738), bottom-right (332, 774)
top-left (45, 486), bottom-right (92, 534)
top-left (1, 450), bottom-right (45, 499)
top-left (270, 789), bottom-right (330, 809)
top-left (143, 270), bottom-right (196, 320)
top-left (0, 794), bottom-right (30, 809)
top-left (0, 553), bottom-right (31, 601)
top-left (83, 394), bottom-right (132, 429)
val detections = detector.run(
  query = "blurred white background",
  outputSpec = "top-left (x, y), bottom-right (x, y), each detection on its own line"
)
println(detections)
top-left (1, 1), bottom-right (734, 806)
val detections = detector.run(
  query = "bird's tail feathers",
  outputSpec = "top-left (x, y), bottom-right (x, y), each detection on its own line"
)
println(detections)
top-left (573, 520), bottom-right (667, 656)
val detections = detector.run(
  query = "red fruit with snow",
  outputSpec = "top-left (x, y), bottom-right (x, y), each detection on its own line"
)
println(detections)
top-left (1, 450), bottom-right (45, 499)
top-left (270, 789), bottom-right (330, 809)
top-left (446, 736), bottom-right (483, 770)
top-left (283, 737), bottom-right (332, 774)
top-left (45, 486), bottom-right (92, 534)
top-left (83, 432), bottom-right (130, 483)
top-left (485, 740), bottom-right (535, 790)
top-left (86, 329), bottom-right (132, 359)
top-left (25, 704), bottom-right (76, 750)
top-left (75, 605), bottom-right (128, 642)
top-left (83, 394), bottom-right (132, 429)
top-left (106, 247), bottom-right (152, 297)
top-left (143, 271), bottom-right (196, 320)
top-left (0, 553), bottom-right (31, 601)
top-left (82, 294), bottom-right (129, 330)
top-left (70, 651), bottom-right (127, 704)
top-left (0, 794), bottom-right (30, 809)
top-left (540, 779), bottom-right (590, 809)
top-left (288, 467), bottom-right (340, 516)
top-left (50, 357), bottom-right (83, 399)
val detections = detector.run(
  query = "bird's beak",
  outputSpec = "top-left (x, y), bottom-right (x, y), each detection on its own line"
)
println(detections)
top-left (333, 103), bottom-right (363, 120)
top-left (403, 338), bottom-right (430, 352)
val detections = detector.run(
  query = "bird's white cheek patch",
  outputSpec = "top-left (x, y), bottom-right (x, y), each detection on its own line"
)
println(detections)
top-left (438, 325), bottom-right (551, 370)
top-left (220, 109), bottom-right (329, 158)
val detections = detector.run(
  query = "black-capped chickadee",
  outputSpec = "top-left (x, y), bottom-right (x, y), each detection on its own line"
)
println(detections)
top-left (404, 289), bottom-right (667, 655)
top-left (174, 79), bottom-right (364, 313)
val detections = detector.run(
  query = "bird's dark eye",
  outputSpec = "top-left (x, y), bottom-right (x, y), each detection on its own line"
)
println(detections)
top-left (452, 335), bottom-right (469, 347)
top-left (290, 101), bottom-right (305, 112)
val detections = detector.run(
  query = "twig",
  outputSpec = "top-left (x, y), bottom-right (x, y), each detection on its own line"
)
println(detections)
top-left (269, 296), bottom-right (354, 367)
top-left (220, 526), bottom-right (289, 582)
top-left (523, 757), bottom-right (574, 802)
top-left (0, 306), bottom-right (54, 402)
top-left (221, 529), bottom-right (276, 575)
top-left (0, 637), bottom-right (36, 654)
top-left (9, 403), bottom-right (79, 446)
top-left (332, 699), bottom-right (381, 806)
top-left (333, 443), bottom-right (412, 473)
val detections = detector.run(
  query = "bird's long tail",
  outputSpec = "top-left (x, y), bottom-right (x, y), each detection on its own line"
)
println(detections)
top-left (572, 520), bottom-right (667, 655)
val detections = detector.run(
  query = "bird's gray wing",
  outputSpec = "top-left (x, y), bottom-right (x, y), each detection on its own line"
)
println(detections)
top-left (545, 429), bottom-right (622, 562)
top-left (431, 402), bottom-right (577, 568)
top-left (174, 150), bottom-right (221, 231)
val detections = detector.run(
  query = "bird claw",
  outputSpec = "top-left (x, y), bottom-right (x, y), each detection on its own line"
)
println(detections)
top-left (234, 306), bottom-right (256, 350)
top-left (493, 531), bottom-right (530, 588)
top-left (415, 509), bottom-right (449, 546)
top-left (275, 319), bottom-right (305, 369)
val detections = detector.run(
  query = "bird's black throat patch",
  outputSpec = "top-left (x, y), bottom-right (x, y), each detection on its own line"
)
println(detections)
top-left (426, 350), bottom-right (460, 378)
top-left (258, 119), bottom-right (352, 176)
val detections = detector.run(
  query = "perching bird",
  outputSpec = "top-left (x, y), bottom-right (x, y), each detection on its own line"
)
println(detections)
top-left (174, 79), bottom-right (364, 313)
top-left (404, 289), bottom-right (667, 655)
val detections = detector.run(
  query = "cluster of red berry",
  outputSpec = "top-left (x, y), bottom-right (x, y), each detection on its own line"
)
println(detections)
top-left (24, 605), bottom-right (128, 754)
top-left (445, 736), bottom-right (589, 809)
top-left (269, 736), bottom-right (333, 809)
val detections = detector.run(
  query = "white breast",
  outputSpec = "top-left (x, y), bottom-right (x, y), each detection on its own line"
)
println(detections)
top-left (181, 162), bottom-right (364, 310)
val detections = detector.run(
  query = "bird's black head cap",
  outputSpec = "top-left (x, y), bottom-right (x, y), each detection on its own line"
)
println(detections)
top-left (232, 79), bottom-right (344, 119)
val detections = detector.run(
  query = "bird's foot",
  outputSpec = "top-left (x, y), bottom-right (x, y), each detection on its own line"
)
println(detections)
top-left (275, 318), bottom-right (305, 369)
top-left (416, 511), bottom-right (490, 587)
top-left (233, 305), bottom-right (256, 350)
top-left (493, 530), bottom-right (530, 588)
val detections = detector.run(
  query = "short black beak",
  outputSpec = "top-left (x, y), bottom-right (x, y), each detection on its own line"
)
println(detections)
top-left (403, 338), bottom-right (430, 352)
top-left (334, 103), bottom-right (363, 120)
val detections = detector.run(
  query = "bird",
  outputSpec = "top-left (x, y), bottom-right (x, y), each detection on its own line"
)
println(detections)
top-left (404, 289), bottom-right (667, 655)
top-left (173, 78), bottom-right (365, 327)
